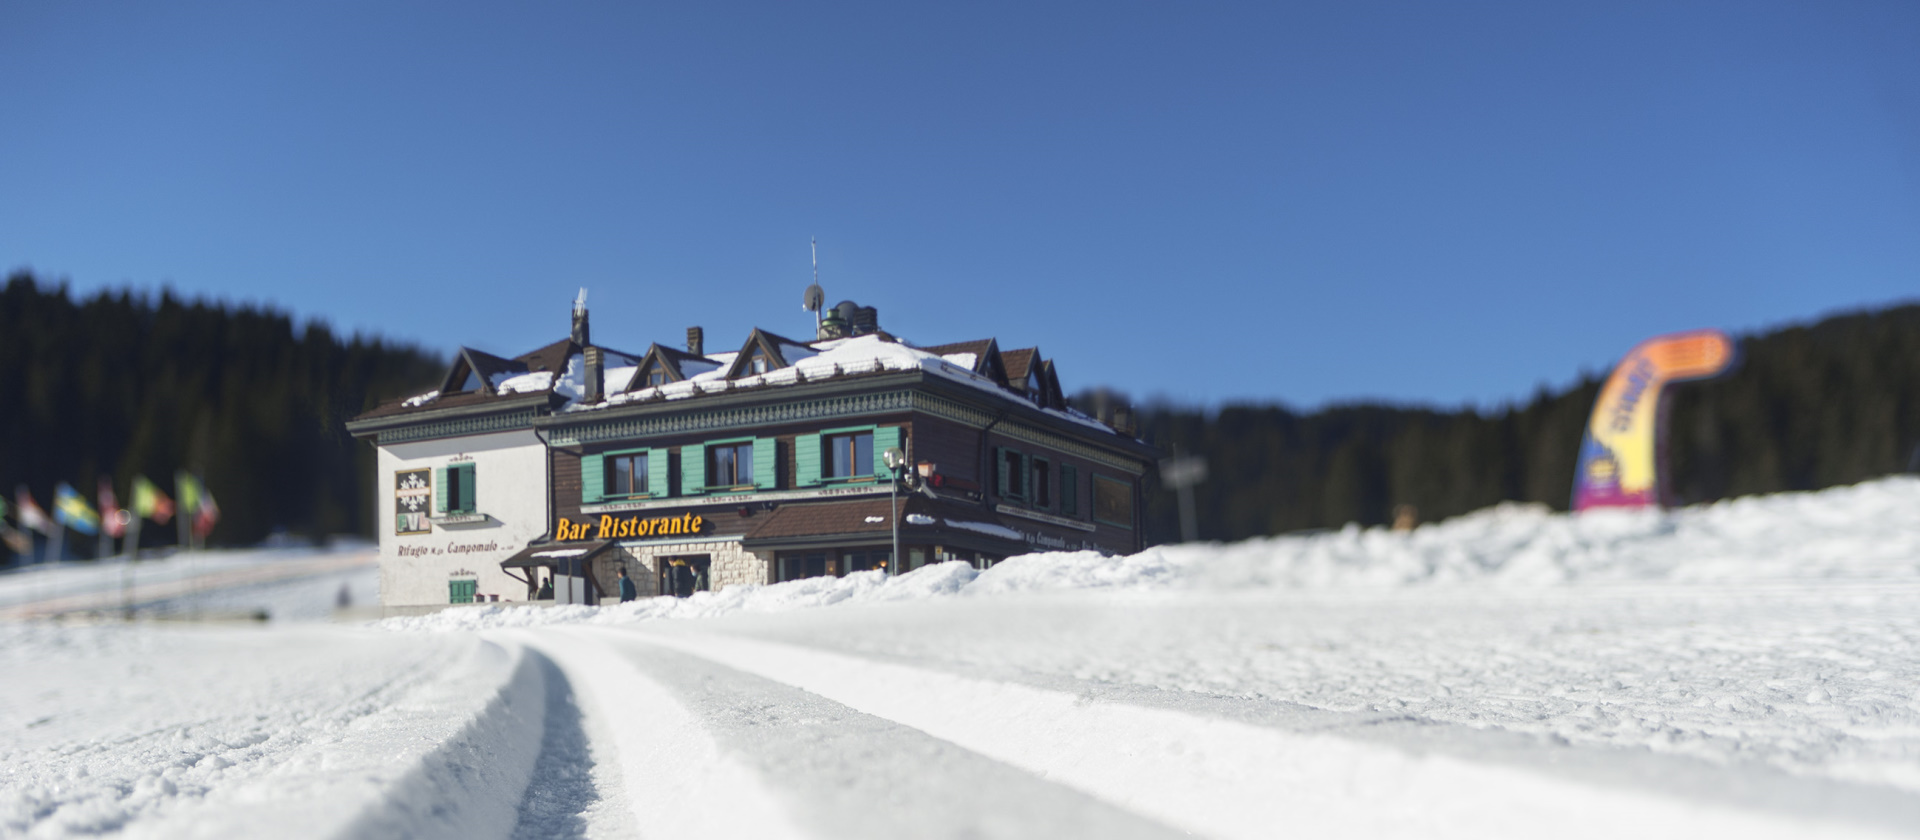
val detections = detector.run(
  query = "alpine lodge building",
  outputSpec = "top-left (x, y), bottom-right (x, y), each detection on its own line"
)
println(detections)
top-left (346, 296), bottom-right (1155, 613)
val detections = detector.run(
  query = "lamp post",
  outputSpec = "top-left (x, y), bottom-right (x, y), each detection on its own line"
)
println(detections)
top-left (883, 447), bottom-right (906, 576)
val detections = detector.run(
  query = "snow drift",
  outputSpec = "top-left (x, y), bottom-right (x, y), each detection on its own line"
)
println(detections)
top-left (384, 475), bottom-right (1920, 632)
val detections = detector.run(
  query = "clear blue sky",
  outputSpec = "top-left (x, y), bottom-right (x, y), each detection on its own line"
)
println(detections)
top-left (3, 1), bottom-right (1916, 409)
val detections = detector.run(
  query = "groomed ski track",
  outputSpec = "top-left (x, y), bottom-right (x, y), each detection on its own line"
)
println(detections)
top-left (486, 619), bottom-right (1918, 840)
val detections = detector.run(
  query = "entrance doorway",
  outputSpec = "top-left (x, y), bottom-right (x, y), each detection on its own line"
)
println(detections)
top-left (656, 554), bottom-right (712, 596)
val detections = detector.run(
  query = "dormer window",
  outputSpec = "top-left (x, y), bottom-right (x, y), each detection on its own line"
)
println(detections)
top-left (646, 364), bottom-right (668, 388)
top-left (747, 347), bottom-right (770, 375)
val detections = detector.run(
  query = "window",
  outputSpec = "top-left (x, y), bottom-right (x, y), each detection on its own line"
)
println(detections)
top-left (746, 347), bottom-right (770, 375)
top-left (844, 549), bottom-right (891, 574)
top-left (646, 363), bottom-right (668, 387)
top-left (607, 452), bottom-right (649, 497)
top-left (708, 441), bottom-right (753, 488)
top-left (779, 552), bottom-right (828, 582)
top-left (796, 426), bottom-right (898, 487)
top-left (438, 462), bottom-right (476, 515)
top-left (997, 447), bottom-right (1027, 501)
top-left (1032, 458), bottom-right (1051, 508)
top-left (1093, 475), bottom-right (1132, 528)
top-left (826, 431), bottom-right (874, 479)
top-left (1060, 465), bottom-right (1079, 516)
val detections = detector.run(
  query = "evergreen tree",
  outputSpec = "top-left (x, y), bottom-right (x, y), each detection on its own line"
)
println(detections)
top-left (0, 271), bottom-right (442, 561)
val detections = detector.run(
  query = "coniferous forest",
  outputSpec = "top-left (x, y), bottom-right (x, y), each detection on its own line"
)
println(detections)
top-left (1131, 303), bottom-right (1920, 543)
top-left (0, 272), bottom-right (442, 561)
top-left (3, 269), bottom-right (1917, 561)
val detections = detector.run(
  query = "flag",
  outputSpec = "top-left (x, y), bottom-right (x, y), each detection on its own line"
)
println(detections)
top-left (98, 476), bottom-right (126, 538)
top-left (192, 487), bottom-right (219, 539)
top-left (131, 475), bottom-right (175, 524)
top-left (14, 486), bottom-right (53, 536)
top-left (0, 498), bottom-right (24, 556)
top-left (53, 483), bottom-right (101, 536)
top-left (176, 470), bottom-right (203, 517)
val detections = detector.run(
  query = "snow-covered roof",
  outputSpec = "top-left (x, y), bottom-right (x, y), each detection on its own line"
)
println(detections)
top-left (557, 333), bottom-right (1114, 434)
top-left (364, 314), bottom-right (1121, 438)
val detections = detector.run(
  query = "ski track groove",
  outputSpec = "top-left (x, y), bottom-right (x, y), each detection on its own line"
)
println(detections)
top-left (552, 626), bottom-right (1918, 840)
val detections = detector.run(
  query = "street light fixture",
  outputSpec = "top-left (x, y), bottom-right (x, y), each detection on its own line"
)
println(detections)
top-left (883, 447), bottom-right (906, 576)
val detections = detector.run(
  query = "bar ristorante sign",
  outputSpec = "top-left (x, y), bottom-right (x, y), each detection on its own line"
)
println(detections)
top-left (557, 512), bottom-right (706, 541)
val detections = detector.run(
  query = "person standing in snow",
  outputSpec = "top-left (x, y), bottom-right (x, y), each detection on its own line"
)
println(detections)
top-left (669, 558), bottom-right (695, 598)
top-left (618, 566), bottom-right (637, 602)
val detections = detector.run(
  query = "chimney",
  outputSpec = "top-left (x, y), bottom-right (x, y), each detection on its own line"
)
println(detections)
top-left (571, 302), bottom-right (590, 345)
top-left (1090, 388), bottom-right (1114, 426)
top-left (687, 326), bottom-right (704, 356)
top-left (584, 346), bottom-right (604, 403)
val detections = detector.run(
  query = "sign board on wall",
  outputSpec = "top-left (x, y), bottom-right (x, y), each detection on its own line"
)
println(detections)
top-left (558, 512), bottom-right (706, 541)
top-left (396, 469), bottom-right (431, 535)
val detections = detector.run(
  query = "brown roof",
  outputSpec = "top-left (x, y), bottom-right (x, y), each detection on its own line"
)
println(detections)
top-left (1001, 347), bottom-right (1039, 383)
top-left (500, 539), bottom-right (616, 568)
top-left (354, 388), bottom-right (526, 421)
top-left (744, 495), bottom-right (1024, 544)
top-left (514, 337), bottom-right (579, 374)
top-left (915, 338), bottom-right (993, 361)
top-left (746, 496), bottom-right (905, 541)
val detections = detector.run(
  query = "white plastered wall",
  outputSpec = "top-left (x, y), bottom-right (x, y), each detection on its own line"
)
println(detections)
top-left (376, 429), bottom-right (547, 606)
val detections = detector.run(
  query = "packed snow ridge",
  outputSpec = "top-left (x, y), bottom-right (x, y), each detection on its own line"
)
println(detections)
top-left (385, 475), bottom-right (1920, 632)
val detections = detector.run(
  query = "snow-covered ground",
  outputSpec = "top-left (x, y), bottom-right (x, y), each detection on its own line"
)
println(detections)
top-left (0, 543), bottom-right (378, 622)
top-left (7, 479), bottom-right (1920, 838)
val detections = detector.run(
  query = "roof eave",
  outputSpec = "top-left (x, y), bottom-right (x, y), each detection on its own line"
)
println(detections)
top-left (346, 392), bottom-right (557, 439)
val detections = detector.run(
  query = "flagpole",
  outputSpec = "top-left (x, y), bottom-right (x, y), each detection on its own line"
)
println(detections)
top-left (123, 514), bottom-right (141, 620)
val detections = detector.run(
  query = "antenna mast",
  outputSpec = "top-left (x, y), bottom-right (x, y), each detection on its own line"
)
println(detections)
top-left (803, 238), bottom-right (826, 336)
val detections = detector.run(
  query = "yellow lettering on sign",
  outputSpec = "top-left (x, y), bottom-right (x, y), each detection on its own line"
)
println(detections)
top-left (561, 511), bottom-right (710, 541)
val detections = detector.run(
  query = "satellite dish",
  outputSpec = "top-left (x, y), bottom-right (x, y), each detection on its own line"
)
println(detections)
top-left (803, 283), bottom-right (825, 313)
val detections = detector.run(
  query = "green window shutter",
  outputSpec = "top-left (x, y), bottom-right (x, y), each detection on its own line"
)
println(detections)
top-left (872, 426), bottom-right (902, 479)
top-left (434, 466), bottom-right (448, 514)
top-left (581, 454), bottom-right (604, 505)
top-left (994, 447), bottom-right (1008, 498)
top-left (647, 449), bottom-right (669, 497)
top-left (456, 463), bottom-right (476, 514)
top-left (1033, 457), bottom-right (1049, 508)
top-left (1019, 452), bottom-right (1031, 501)
top-left (752, 438), bottom-right (777, 489)
top-left (795, 434), bottom-right (822, 487)
top-left (681, 444), bottom-right (707, 495)
top-left (1062, 465), bottom-right (1079, 516)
